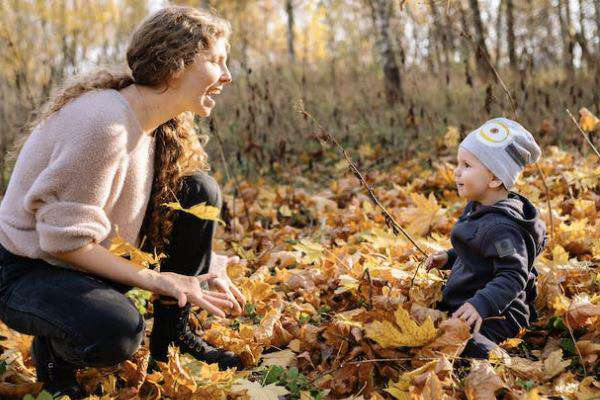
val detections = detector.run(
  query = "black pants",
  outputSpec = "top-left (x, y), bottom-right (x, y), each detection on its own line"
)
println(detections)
top-left (0, 172), bottom-right (221, 368)
top-left (460, 316), bottom-right (519, 359)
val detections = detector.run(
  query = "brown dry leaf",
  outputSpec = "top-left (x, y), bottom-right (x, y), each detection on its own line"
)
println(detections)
top-left (565, 301), bottom-right (600, 329)
top-left (254, 306), bottom-right (283, 344)
top-left (505, 349), bottom-right (570, 381)
top-left (542, 349), bottom-right (571, 380)
top-left (0, 322), bottom-right (32, 361)
top-left (420, 318), bottom-right (470, 357)
top-left (0, 350), bottom-right (42, 398)
top-left (120, 346), bottom-right (149, 390)
top-left (464, 361), bottom-right (505, 400)
top-left (576, 377), bottom-right (600, 400)
top-left (157, 345), bottom-right (197, 399)
top-left (420, 372), bottom-right (446, 400)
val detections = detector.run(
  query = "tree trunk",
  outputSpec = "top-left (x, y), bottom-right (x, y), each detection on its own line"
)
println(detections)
top-left (595, 0), bottom-right (600, 111)
top-left (557, 0), bottom-right (575, 79)
top-left (506, 0), bottom-right (517, 70)
top-left (494, 0), bottom-right (504, 68)
top-left (457, 1), bottom-right (474, 87)
top-left (468, 0), bottom-right (495, 80)
top-left (367, 0), bottom-right (403, 105)
top-left (284, 0), bottom-right (296, 62)
top-left (429, 0), bottom-right (451, 80)
top-left (595, 0), bottom-right (600, 56)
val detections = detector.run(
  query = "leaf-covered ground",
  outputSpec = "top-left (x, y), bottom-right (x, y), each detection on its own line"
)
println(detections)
top-left (1, 134), bottom-right (600, 399)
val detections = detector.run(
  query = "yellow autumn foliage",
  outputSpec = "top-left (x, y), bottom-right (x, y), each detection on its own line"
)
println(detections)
top-left (579, 107), bottom-right (600, 132)
top-left (162, 201), bottom-right (224, 224)
top-left (365, 306), bottom-right (437, 348)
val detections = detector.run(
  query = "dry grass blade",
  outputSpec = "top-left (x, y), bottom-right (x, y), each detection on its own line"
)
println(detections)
top-left (567, 108), bottom-right (600, 162)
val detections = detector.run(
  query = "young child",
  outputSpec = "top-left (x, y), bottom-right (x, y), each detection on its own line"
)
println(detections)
top-left (427, 117), bottom-right (547, 359)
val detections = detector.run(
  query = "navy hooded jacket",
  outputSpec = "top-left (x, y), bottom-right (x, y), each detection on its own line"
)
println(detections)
top-left (439, 192), bottom-right (547, 330)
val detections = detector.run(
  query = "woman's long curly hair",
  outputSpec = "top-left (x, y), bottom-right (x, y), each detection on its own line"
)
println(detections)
top-left (14, 6), bottom-right (231, 253)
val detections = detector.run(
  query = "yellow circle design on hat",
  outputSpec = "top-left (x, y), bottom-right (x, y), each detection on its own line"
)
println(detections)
top-left (476, 121), bottom-right (510, 147)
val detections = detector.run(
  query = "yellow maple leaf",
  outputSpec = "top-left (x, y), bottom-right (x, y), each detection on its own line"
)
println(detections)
top-left (293, 239), bottom-right (325, 264)
top-left (162, 200), bottom-right (224, 224)
top-left (232, 379), bottom-right (289, 400)
top-left (109, 226), bottom-right (165, 268)
top-left (579, 107), bottom-right (600, 132)
top-left (365, 306), bottom-right (437, 348)
top-left (403, 192), bottom-right (447, 238)
top-left (385, 360), bottom-right (438, 399)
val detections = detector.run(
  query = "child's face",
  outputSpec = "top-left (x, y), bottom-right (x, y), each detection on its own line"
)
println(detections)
top-left (454, 147), bottom-right (502, 202)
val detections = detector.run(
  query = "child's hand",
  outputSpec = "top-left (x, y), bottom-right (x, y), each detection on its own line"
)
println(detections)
top-left (425, 250), bottom-right (449, 270)
top-left (453, 303), bottom-right (482, 333)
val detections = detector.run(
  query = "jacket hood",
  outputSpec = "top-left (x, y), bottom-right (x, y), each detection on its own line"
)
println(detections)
top-left (467, 192), bottom-right (547, 255)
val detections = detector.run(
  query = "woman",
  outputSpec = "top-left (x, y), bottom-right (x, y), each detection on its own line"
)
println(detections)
top-left (0, 6), bottom-right (245, 398)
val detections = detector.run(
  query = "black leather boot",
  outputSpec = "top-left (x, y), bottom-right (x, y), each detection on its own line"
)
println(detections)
top-left (149, 298), bottom-right (243, 370)
top-left (31, 336), bottom-right (85, 399)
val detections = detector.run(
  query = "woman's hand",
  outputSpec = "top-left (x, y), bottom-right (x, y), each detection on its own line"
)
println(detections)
top-left (208, 254), bottom-right (246, 315)
top-left (453, 302), bottom-right (482, 333)
top-left (425, 250), bottom-right (449, 271)
top-left (156, 271), bottom-right (233, 318)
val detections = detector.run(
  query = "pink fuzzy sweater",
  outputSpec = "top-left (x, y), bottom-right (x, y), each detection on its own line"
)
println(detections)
top-left (0, 89), bottom-right (155, 262)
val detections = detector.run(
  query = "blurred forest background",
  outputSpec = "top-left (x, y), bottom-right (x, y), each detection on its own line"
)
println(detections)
top-left (1, 0), bottom-right (599, 191)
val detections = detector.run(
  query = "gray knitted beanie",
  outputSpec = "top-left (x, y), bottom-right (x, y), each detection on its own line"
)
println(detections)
top-left (460, 118), bottom-right (541, 190)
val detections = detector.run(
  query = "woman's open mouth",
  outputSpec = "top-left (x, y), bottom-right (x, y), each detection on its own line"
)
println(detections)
top-left (205, 86), bottom-right (222, 102)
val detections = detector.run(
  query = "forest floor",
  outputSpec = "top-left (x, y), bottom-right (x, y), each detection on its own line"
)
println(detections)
top-left (0, 124), bottom-right (599, 400)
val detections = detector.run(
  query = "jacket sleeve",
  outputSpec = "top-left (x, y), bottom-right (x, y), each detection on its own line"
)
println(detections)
top-left (467, 224), bottom-right (529, 319)
top-left (440, 248), bottom-right (456, 270)
top-left (22, 114), bottom-right (125, 254)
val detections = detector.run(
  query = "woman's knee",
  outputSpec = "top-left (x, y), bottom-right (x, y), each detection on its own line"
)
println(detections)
top-left (80, 307), bottom-right (145, 367)
top-left (181, 172), bottom-right (222, 209)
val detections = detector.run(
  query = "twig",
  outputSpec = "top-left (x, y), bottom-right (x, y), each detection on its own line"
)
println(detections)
top-left (534, 163), bottom-right (556, 247)
top-left (483, 316), bottom-right (506, 321)
top-left (567, 108), bottom-right (600, 161)
top-left (295, 100), bottom-right (428, 258)
top-left (410, 258), bottom-right (427, 288)
top-left (457, 27), bottom-right (518, 119)
top-left (564, 306), bottom-right (588, 377)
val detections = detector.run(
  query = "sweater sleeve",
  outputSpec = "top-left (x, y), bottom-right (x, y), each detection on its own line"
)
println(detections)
top-left (22, 114), bottom-right (126, 253)
top-left (467, 224), bottom-right (529, 319)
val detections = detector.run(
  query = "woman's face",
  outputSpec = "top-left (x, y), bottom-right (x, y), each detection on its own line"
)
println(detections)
top-left (178, 36), bottom-right (232, 117)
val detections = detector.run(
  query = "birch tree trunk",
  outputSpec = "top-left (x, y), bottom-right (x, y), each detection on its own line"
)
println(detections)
top-left (506, 0), bottom-right (518, 70)
top-left (468, 0), bottom-right (495, 80)
top-left (557, 0), bottom-right (575, 79)
top-left (367, 0), bottom-right (403, 105)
